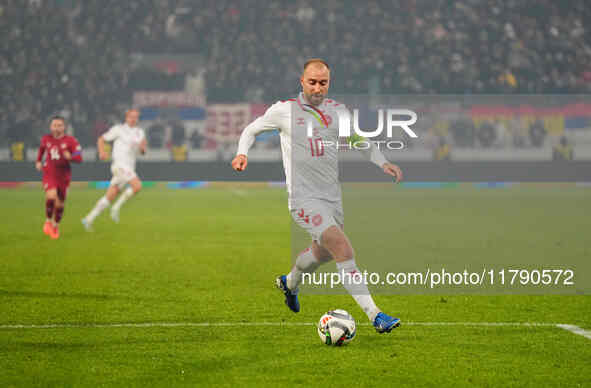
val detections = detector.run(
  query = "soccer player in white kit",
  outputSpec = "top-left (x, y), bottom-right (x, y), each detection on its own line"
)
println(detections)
top-left (232, 59), bottom-right (403, 333)
top-left (82, 109), bottom-right (147, 229)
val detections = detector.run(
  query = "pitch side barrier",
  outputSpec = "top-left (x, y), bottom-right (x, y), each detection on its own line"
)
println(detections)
top-left (1, 161), bottom-right (591, 182)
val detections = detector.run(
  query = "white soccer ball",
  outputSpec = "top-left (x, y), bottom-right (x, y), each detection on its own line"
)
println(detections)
top-left (317, 309), bottom-right (356, 346)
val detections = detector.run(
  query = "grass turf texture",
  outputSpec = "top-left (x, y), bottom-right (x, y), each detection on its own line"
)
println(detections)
top-left (0, 184), bottom-right (590, 387)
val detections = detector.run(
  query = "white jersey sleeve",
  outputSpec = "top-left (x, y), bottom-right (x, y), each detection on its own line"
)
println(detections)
top-left (102, 125), bottom-right (120, 142)
top-left (363, 141), bottom-right (388, 167)
top-left (336, 104), bottom-right (388, 168)
top-left (236, 102), bottom-right (285, 156)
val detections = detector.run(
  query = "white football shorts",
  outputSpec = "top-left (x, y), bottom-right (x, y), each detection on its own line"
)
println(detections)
top-left (110, 164), bottom-right (137, 189)
top-left (290, 199), bottom-right (344, 242)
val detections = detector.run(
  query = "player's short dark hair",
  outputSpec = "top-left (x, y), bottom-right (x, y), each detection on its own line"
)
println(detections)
top-left (49, 115), bottom-right (66, 124)
top-left (303, 58), bottom-right (330, 72)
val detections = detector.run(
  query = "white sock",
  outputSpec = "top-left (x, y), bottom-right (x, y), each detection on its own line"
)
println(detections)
top-left (336, 259), bottom-right (380, 322)
top-left (286, 247), bottom-right (322, 291)
top-left (112, 187), bottom-right (134, 212)
top-left (85, 196), bottom-right (110, 223)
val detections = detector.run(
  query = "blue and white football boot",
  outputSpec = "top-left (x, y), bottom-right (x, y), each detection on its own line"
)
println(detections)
top-left (373, 312), bottom-right (401, 333)
top-left (275, 275), bottom-right (300, 313)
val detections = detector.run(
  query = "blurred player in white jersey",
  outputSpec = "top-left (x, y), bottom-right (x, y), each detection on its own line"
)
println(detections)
top-left (82, 109), bottom-right (146, 229)
top-left (232, 59), bottom-right (403, 333)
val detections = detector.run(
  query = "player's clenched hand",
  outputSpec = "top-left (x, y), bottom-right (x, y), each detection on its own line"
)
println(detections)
top-left (232, 154), bottom-right (248, 171)
top-left (63, 150), bottom-right (71, 160)
top-left (382, 162), bottom-right (403, 183)
top-left (35, 161), bottom-right (42, 171)
top-left (99, 151), bottom-right (108, 160)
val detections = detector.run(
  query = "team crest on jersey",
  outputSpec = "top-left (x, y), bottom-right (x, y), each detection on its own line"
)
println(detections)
top-left (323, 113), bottom-right (332, 125)
top-left (61, 143), bottom-right (66, 149)
top-left (312, 214), bottom-right (323, 226)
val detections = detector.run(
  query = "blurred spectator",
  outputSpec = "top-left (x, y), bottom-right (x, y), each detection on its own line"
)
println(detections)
top-left (552, 136), bottom-right (574, 161)
top-left (190, 129), bottom-right (205, 149)
top-left (529, 119), bottom-right (547, 148)
top-left (433, 136), bottom-right (451, 161)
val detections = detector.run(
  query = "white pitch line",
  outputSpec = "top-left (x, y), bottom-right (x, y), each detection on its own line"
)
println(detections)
top-left (1, 321), bottom-right (588, 340)
top-left (0, 322), bottom-right (314, 329)
top-left (229, 189), bottom-right (248, 197)
top-left (556, 324), bottom-right (591, 340)
top-left (0, 321), bottom-right (569, 329)
top-left (405, 322), bottom-right (558, 327)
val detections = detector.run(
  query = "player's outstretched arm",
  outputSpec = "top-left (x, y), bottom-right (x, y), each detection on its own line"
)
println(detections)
top-left (357, 139), bottom-right (403, 183)
top-left (232, 102), bottom-right (283, 172)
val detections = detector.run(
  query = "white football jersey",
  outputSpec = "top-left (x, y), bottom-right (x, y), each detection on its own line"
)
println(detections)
top-left (237, 93), bottom-right (387, 209)
top-left (102, 123), bottom-right (146, 171)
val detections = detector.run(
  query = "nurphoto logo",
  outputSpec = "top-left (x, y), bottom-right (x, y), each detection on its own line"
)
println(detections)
top-left (307, 108), bottom-right (418, 150)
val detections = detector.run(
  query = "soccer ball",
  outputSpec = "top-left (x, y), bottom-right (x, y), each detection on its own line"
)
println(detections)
top-left (317, 309), bottom-right (356, 346)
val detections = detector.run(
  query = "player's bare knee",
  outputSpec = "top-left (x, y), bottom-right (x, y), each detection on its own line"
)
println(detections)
top-left (338, 241), bottom-right (354, 261)
top-left (312, 242), bottom-right (333, 263)
top-left (132, 181), bottom-right (142, 194)
top-left (46, 190), bottom-right (57, 201)
top-left (320, 226), bottom-right (340, 248)
top-left (320, 226), bottom-right (353, 261)
top-left (106, 186), bottom-right (118, 201)
top-left (319, 228), bottom-right (335, 250)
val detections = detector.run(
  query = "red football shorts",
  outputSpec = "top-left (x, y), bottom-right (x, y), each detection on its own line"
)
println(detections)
top-left (42, 174), bottom-right (70, 201)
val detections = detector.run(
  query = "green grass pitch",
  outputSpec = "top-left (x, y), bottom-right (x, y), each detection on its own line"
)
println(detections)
top-left (0, 184), bottom-right (590, 387)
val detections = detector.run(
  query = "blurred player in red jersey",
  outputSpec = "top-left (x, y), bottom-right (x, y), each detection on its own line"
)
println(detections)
top-left (35, 116), bottom-right (82, 239)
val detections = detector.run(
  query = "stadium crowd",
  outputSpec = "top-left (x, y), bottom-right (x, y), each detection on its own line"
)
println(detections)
top-left (1, 0), bottom-right (590, 145)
